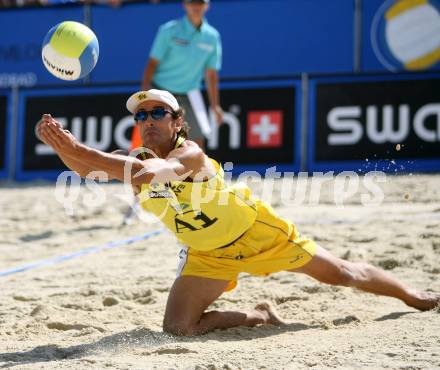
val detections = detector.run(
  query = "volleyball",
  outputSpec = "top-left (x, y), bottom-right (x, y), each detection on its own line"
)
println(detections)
top-left (41, 21), bottom-right (99, 81)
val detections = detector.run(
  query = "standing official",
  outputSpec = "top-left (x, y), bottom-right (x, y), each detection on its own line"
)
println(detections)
top-left (140, 0), bottom-right (223, 149)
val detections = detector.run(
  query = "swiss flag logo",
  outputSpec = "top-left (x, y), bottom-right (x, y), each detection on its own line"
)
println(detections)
top-left (247, 111), bottom-right (283, 148)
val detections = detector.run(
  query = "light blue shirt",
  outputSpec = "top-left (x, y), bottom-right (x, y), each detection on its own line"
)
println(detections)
top-left (150, 16), bottom-right (222, 94)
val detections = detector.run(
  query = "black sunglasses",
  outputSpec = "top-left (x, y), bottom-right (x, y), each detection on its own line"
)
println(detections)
top-left (134, 108), bottom-right (173, 122)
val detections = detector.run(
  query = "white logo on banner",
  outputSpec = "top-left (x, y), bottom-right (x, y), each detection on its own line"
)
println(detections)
top-left (251, 115), bottom-right (279, 143)
top-left (327, 103), bottom-right (440, 145)
top-left (207, 105), bottom-right (241, 150)
top-left (35, 116), bottom-right (134, 155)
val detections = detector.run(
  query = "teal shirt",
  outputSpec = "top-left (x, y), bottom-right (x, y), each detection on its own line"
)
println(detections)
top-left (150, 16), bottom-right (222, 94)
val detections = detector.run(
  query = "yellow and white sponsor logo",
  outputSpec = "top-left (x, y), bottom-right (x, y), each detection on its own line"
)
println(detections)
top-left (372, 0), bottom-right (440, 71)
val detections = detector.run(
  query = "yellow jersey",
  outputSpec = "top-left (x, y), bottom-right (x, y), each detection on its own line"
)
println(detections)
top-left (138, 139), bottom-right (258, 251)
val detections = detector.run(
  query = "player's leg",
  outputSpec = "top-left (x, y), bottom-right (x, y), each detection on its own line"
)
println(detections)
top-left (290, 245), bottom-right (439, 311)
top-left (163, 275), bottom-right (284, 336)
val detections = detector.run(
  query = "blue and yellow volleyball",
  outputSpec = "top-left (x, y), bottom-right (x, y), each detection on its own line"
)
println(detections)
top-left (41, 21), bottom-right (99, 81)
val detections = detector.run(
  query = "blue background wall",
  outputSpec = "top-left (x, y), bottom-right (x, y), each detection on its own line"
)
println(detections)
top-left (0, 6), bottom-right (84, 86)
top-left (361, 0), bottom-right (388, 72)
top-left (1, 0), bottom-right (355, 86)
top-left (91, 0), bottom-right (355, 83)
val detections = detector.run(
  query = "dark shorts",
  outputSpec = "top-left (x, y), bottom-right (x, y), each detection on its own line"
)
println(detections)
top-left (152, 83), bottom-right (205, 141)
top-left (174, 94), bottom-right (204, 141)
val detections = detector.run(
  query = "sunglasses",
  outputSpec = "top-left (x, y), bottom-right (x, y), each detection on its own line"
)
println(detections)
top-left (134, 108), bottom-right (173, 122)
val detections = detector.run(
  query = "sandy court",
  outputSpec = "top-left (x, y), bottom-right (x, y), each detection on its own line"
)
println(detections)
top-left (0, 174), bottom-right (439, 369)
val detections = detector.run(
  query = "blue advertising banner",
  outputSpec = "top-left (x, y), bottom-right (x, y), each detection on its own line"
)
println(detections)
top-left (0, 7), bottom-right (84, 87)
top-left (16, 85), bottom-right (137, 181)
top-left (15, 79), bottom-right (301, 180)
top-left (205, 79), bottom-right (302, 176)
top-left (308, 73), bottom-right (440, 173)
top-left (0, 91), bottom-right (11, 179)
top-left (362, 0), bottom-right (440, 73)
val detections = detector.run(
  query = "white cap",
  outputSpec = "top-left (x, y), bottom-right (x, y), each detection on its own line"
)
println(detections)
top-left (126, 89), bottom-right (180, 113)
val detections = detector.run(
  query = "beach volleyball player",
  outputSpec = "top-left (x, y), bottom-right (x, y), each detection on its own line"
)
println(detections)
top-left (37, 89), bottom-right (439, 336)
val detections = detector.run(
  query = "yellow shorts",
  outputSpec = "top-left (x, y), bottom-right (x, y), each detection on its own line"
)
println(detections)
top-left (177, 200), bottom-right (316, 291)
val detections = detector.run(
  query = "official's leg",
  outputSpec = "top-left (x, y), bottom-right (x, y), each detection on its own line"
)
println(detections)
top-left (290, 245), bottom-right (439, 311)
top-left (163, 276), bottom-right (284, 336)
top-left (175, 94), bottom-right (206, 151)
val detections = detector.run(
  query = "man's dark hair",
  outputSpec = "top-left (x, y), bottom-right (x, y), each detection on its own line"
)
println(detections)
top-left (172, 108), bottom-right (190, 139)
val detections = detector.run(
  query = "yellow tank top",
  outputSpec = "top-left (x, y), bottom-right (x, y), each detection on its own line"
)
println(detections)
top-left (138, 138), bottom-right (257, 251)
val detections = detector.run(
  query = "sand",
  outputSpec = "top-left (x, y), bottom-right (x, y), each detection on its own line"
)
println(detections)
top-left (0, 174), bottom-right (439, 369)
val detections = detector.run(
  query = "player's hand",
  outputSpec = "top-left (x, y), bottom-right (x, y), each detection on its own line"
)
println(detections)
top-left (212, 105), bottom-right (224, 126)
top-left (37, 114), bottom-right (79, 156)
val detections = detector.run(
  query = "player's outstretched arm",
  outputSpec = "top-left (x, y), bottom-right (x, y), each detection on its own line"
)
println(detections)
top-left (38, 117), bottom-right (209, 184)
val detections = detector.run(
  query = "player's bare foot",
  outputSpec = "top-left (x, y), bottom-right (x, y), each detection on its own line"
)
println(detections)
top-left (405, 290), bottom-right (440, 311)
top-left (254, 301), bottom-right (286, 326)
